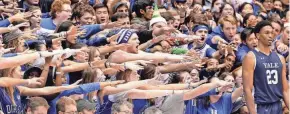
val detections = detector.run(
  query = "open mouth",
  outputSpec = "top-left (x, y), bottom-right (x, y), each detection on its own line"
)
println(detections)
top-left (100, 18), bottom-right (106, 22)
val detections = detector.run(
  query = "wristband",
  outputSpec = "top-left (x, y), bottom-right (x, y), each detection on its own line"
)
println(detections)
top-left (56, 72), bottom-right (62, 75)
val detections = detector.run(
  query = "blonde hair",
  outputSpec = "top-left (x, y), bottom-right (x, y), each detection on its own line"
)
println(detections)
top-left (0, 67), bottom-right (17, 105)
top-left (219, 15), bottom-right (238, 28)
top-left (56, 97), bottom-right (76, 112)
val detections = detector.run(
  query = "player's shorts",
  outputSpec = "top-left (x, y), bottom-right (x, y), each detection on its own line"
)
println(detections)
top-left (257, 101), bottom-right (282, 114)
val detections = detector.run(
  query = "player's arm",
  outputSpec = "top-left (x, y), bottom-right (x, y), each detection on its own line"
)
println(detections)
top-left (242, 52), bottom-right (257, 114)
top-left (278, 54), bottom-right (289, 109)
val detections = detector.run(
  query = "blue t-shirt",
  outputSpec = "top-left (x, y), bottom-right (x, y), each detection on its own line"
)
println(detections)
top-left (96, 95), bottom-right (114, 114)
top-left (133, 99), bottom-right (150, 114)
top-left (198, 93), bottom-right (233, 114)
top-left (47, 83), bottom-right (100, 114)
top-left (235, 43), bottom-right (251, 63)
top-left (39, 18), bottom-right (56, 34)
top-left (0, 87), bottom-right (23, 114)
top-left (184, 89), bottom-right (218, 114)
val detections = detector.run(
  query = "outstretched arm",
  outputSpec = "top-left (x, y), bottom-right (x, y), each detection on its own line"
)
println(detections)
top-left (0, 77), bottom-right (30, 87)
top-left (231, 86), bottom-right (243, 103)
top-left (0, 53), bottom-right (39, 69)
top-left (17, 84), bottom-right (78, 96)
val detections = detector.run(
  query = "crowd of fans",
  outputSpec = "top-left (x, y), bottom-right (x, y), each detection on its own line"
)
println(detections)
top-left (0, 0), bottom-right (288, 114)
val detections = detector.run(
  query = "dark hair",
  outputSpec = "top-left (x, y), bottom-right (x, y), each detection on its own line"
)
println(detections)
top-left (55, 21), bottom-right (74, 33)
top-left (243, 13), bottom-right (255, 27)
top-left (93, 3), bottom-right (109, 12)
top-left (111, 12), bottom-right (129, 22)
top-left (140, 64), bottom-right (157, 80)
top-left (268, 9), bottom-right (283, 20)
top-left (238, 2), bottom-right (253, 14)
top-left (241, 28), bottom-right (255, 42)
top-left (171, 0), bottom-right (186, 8)
top-left (211, 0), bottom-right (224, 8)
top-left (261, 0), bottom-right (273, 3)
top-left (72, 2), bottom-right (95, 20)
top-left (133, 0), bottom-right (153, 17)
top-left (254, 20), bottom-right (272, 34)
top-left (220, 3), bottom-right (236, 15)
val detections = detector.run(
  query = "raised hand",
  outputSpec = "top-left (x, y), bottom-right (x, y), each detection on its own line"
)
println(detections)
top-left (9, 12), bottom-right (27, 22)
top-left (277, 43), bottom-right (288, 54)
top-left (107, 33), bottom-right (121, 43)
top-left (10, 22), bottom-right (30, 31)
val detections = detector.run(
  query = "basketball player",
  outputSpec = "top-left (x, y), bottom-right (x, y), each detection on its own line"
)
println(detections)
top-left (242, 20), bottom-right (289, 114)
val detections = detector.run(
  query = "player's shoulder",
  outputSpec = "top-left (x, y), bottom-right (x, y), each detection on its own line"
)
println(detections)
top-left (244, 51), bottom-right (255, 60)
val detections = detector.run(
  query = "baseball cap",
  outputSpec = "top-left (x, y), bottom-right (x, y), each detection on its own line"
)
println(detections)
top-left (113, 2), bottom-right (128, 13)
top-left (23, 67), bottom-right (42, 79)
top-left (3, 29), bottom-right (23, 44)
top-left (76, 99), bottom-right (96, 112)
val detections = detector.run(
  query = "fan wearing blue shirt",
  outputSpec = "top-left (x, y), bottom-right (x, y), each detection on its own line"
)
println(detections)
top-left (273, 24), bottom-right (289, 58)
top-left (40, 0), bottom-right (72, 34)
top-left (198, 77), bottom-right (243, 114)
top-left (189, 24), bottom-right (226, 59)
top-left (235, 28), bottom-right (258, 63)
top-left (206, 15), bottom-right (239, 50)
